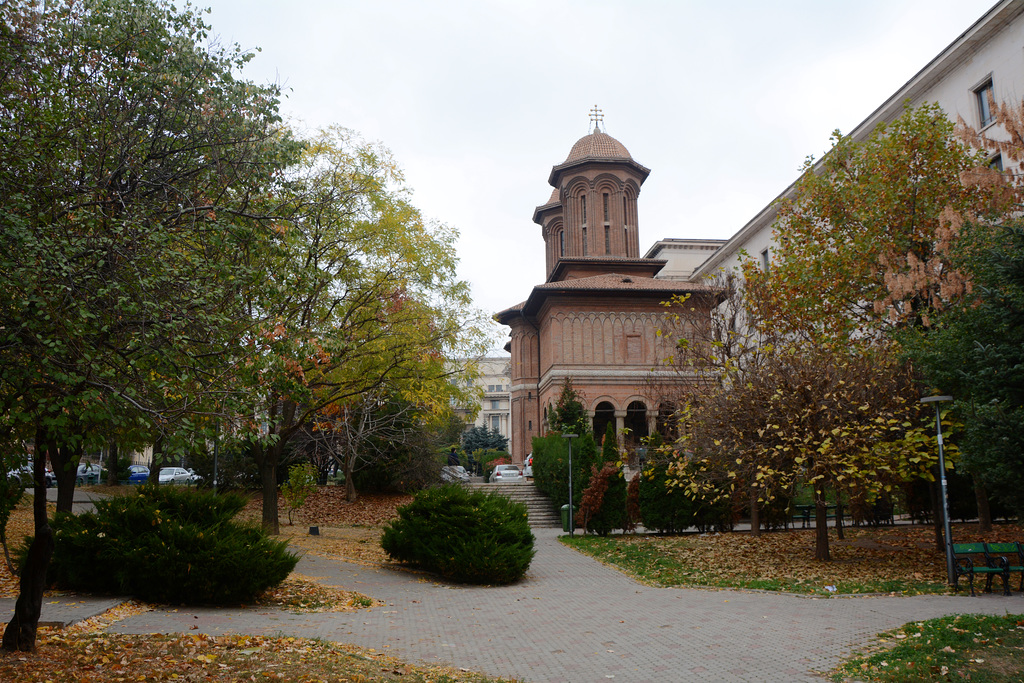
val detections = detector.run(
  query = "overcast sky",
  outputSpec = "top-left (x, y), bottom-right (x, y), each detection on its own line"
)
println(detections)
top-left (203, 0), bottom-right (996, 352)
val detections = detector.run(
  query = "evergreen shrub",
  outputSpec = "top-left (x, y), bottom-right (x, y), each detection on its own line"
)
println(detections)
top-left (40, 486), bottom-right (297, 603)
top-left (577, 462), bottom-right (627, 535)
top-left (639, 461), bottom-right (731, 533)
top-left (531, 432), bottom-right (597, 511)
top-left (381, 484), bottom-right (535, 584)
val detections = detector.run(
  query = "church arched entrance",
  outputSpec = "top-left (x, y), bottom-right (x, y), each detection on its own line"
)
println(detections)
top-left (625, 400), bottom-right (648, 445)
top-left (593, 401), bottom-right (615, 442)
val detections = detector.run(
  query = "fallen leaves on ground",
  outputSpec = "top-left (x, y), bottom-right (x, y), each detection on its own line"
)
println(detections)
top-left (242, 488), bottom-right (413, 528)
top-left (0, 626), bottom-right (510, 682)
top-left (256, 574), bottom-right (382, 611)
top-left (564, 523), bottom-right (1024, 595)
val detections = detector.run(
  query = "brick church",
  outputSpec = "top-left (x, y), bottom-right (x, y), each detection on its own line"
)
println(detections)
top-left (496, 117), bottom-right (717, 463)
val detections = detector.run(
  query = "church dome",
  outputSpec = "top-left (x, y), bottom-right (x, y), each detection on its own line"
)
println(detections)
top-left (563, 130), bottom-right (632, 163)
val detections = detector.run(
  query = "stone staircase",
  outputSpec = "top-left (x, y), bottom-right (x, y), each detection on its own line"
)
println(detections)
top-left (466, 479), bottom-right (561, 528)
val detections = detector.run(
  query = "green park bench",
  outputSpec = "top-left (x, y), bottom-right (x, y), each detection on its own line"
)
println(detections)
top-left (985, 542), bottom-right (1024, 593)
top-left (952, 542), bottom-right (1010, 596)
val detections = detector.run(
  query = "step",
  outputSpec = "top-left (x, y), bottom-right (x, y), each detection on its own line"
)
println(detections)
top-left (466, 481), bottom-right (561, 527)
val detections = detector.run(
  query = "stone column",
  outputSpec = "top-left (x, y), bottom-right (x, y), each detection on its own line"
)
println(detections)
top-left (614, 410), bottom-right (627, 447)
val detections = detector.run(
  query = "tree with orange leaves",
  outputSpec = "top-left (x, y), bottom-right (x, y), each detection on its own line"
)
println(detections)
top-left (744, 103), bottom-right (1007, 342)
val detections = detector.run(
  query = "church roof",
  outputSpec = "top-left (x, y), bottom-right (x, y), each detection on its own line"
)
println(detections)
top-left (495, 274), bottom-right (716, 324)
top-left (534, 273), bottom-right (712, 293)
top-left (564, 130), bottom-right (632, 163)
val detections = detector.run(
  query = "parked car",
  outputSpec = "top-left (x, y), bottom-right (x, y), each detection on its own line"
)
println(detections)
top-left (76, 462), bottom-right (104, 485)
top-left (489, 464), bottom-right (521, 483)
top-left (441, 465), bottom-right (470, 484)
top-left (6, 463), bottom-right (55, 488)
top-left (127, 465), bottom-right (149, 485)
top-left (521, 453), bottom-right (533, 478)
top-left (158, 467), bottom-right (200, 485)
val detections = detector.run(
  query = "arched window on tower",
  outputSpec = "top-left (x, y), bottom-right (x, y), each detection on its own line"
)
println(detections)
top-left (582, 227), bottom-right (587, 255)
top-left (559, 230), bottom-right (565, 257)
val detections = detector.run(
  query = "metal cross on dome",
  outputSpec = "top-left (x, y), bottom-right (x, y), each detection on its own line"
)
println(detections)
top-left (589, 105), bottom-right (604, 133)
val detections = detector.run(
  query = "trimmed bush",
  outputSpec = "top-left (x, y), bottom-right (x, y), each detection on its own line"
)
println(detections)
top-left (40, 486), bottom-right (297, 604)
top-left (381, 484), bottom-right (535, 584)
top-left (531, 432), bottom-right (597, 511)
top-left (638, 461), bottom-right (731, 533)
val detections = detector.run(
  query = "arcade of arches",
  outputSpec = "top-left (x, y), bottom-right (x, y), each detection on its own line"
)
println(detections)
top-left (496, 122), bottom-right (717, 463)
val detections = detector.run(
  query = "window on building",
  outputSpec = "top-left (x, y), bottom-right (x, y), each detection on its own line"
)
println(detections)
top-left (582, 227), bottom-right (587, 255)
top-left (528, 420), bottom-right (532, 431)
top-left (490, 415), bottom-right (500, 431)
top-left (989, 153), bottom-right (1004, 171)
top-left (603, 193), bottom-right (609, 222)
top-left (581, 195), bottom-right (587, 225)
top-left (975, 78), bottom-right (995, 127)
top-left (559, 230), bottom-right (564, 256)
top-left (760, 248), bottom-right (770, 272)
top-left (604, 225), bottom-right (610, 254)
top-left (491, 400), bottom-right (500, 410)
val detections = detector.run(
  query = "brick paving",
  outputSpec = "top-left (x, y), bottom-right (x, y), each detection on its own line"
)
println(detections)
top-left (100, 527), bottom-right (1020, 682)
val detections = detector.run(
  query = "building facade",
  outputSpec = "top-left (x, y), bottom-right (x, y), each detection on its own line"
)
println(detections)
top-left (453, 356), bottom-right (512, 447)
top-left (693, 0), bottom-right (1024, 282)
top-left (497, 127), bottom-right (717, 463)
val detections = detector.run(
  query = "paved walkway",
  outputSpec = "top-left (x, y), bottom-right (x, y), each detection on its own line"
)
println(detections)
top-left (95, 528), bottom-right (1020, 682)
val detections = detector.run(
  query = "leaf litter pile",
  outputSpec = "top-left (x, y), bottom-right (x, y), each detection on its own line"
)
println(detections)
top-left (563, 523), bottom-right (1023, 595)
top-left (0, 495), bottom-right (511, 682)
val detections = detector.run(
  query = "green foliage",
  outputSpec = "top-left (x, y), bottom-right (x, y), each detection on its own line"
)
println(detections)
top-left (280, 463), bottom-right (318, 525)
top-left (531, 432), bottom-right (597, 511)
top-left (479, 451), bottom-right (510, 482)
top-left (551, 378), bottom-right (588, 434)
top-left (577, 463), bottom-right (627, 536)
top-left (461, 425), bottom-right (508, 454)
top-left (600, 422), bottom-right (618, 465)
top-left (41, 487), bottom-right (297, 603)
top-left (639, 461), bottom-right (730, 534)
top-left (0, 454), bottom-right (26, 571)
top-left (832, 614), bottom-right (1024, 683)
top-left (904, 222), bottom-right (1024, 518)
top-left (380, 484), bottom-right (535, 585)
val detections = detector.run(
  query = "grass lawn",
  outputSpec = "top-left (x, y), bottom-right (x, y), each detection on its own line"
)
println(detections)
top-left (561, 523), bottom-right (1022, 596)
top-left (831, 613), bottom-right (1024, 682)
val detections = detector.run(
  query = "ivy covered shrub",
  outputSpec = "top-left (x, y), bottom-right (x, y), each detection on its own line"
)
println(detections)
top-left (381, 484), bottom-right (535, 584)
top-left (41, 486), bottom-right (297, 604)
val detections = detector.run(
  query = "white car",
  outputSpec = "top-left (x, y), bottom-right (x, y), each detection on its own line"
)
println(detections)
top-left (489, 464), bottom-right (521, 483)
top-left (522, 453), bottom-right (533, 478)
top-left (441, 465), bottom-right (470, 483)
top-left (159, 467), bottom-right (200, 485)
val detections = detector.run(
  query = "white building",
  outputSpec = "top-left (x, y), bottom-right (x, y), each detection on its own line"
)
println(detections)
top-left (692, 0), bottom-right (1024, 281)
top-left (454, 356), bottom-right (512, 447)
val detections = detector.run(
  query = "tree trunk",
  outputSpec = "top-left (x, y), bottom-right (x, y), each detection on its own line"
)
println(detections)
top-left (106, 442), bottom-right (119, 486)
top-left (835, 499), bottom-right (845, 540)
top-left (253, 438), bottom-right (281, 536)
top-left (2, 429), bottom-right (55, 652)
top-left (344, 456), bottom-right (358, 503)
top-left (48, 439), bottom-right (81, 514)
top-left (748, 489), bottom-right (760, 537)
top-left (814, 493), bottom-right (831, 561)
top-left (149, 436), bottom-right (164, 488)
top-left (974, 477), bottom-right (992, 533)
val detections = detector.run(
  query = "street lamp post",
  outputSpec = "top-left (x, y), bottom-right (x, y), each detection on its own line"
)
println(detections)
top-left (921, 395), bottom-right (954, 584)
top-left (563, 434), bottom-right (578, 537)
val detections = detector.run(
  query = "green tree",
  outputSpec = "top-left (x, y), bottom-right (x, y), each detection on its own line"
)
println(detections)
top-left (236, 128), bottom-right (488, 532)
top-left (0, 0), bottom-right (295, 650)
top-left (280, 463), bottom-right (318, 525)
top-left (461, 425), bottom-right (508, 454)
top-left (550, 378), bottom-right (588, 434)
top-left (904, 222), bottom-right (1024, 517)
